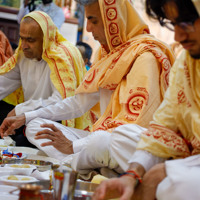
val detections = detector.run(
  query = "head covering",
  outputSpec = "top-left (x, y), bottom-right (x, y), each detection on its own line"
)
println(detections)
top-left (192, 0), bottom-right (200, 15)
top-left (98, 0), bottom-right (149, 51)
top-left (75, 0), bottom-right (175, 131)
top-left (0, 11), bottom-right (92, 130)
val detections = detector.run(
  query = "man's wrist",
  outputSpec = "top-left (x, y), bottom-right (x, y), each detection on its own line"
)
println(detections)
top-left (128, 162), bottom-right (146, 177)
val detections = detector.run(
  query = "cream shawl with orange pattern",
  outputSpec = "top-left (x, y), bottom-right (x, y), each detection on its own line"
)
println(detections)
top-left (75, 0), bottom-right (175, 132)
top-left (137, 50), bottom-right (200, 158)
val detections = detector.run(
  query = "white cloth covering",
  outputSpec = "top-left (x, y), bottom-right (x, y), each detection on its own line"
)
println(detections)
top-left (70, 124), bottom-right (164, 174)
top-left (17, 2), bottom-right (65, 29)
top-left (26, 121), bottom-right (159, 173)
top-left (26, 117), bottom-right (91, 161)
top-left (25, 89), bottom-right (109, 124)
top-left (70, 124), bottom-right (145, 174)
top-left (156, 155), bottom-right (200, 200)
top-left (0, 55), bottom-right (62, 115)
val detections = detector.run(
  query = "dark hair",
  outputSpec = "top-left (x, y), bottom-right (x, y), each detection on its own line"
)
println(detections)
top-left (42, 0), bottom-right (53, 4)
top-left (76, 41), bottom-right (93, 65)
top-left (75, 0), bottom-right (98, 6)
top-left (28, 0), bottom-right (36, 12)
top-left (146, 0), bottom-right (199, 25)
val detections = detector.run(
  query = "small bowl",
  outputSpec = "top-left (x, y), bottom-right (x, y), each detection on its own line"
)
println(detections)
top-left (4, 164), bottom-right (36, 176)
top-left (0, 175), bottom-right (38, 186)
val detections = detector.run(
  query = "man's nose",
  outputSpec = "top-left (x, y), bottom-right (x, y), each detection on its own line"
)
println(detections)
top-left (174, 25), bottom-right (188, 43)
top-left (86, 21), bottom-right (92, 33)
top-left (21, 40), bottom-right (29, 49)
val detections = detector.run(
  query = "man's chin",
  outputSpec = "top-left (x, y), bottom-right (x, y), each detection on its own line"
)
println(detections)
top-left (190, 53), bottom-right (200, 59)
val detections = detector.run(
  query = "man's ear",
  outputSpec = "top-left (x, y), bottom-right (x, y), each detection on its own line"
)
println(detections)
top-left (85, 58), bottom-right (89, 65)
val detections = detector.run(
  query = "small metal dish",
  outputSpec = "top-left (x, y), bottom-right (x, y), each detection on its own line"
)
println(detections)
top-left (2, 159), bottom-right (53, 171)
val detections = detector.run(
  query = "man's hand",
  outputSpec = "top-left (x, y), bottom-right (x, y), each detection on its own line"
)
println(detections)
top-left (35, 124), bottom-right (74, 154)
top-left (140, 163), bottom-right (166, 200)
top-left (7, 108), bottom-right (16, 117)
top-left (92, 176), bottom-right (137, 200)
top-left (0, 114), bottom-right (26, 138)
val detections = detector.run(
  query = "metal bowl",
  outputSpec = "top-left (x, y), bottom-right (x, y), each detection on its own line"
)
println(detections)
top-left (2, 159), bottom-right (53, 171)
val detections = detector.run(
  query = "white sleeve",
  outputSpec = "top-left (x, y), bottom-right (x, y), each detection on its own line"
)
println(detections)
top-left (0, 66), bottom-right (21, 100)
top-left (15, 82), bottom-right (62, 115)
top-left (17, 4), bottom-right (29, 24)
top-left (129, 150), bottom-right (166, 172)
top-left (25, 91), bottom-right (100, 124)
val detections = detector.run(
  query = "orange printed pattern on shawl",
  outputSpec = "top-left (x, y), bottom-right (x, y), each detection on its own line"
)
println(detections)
top-left (137, 51), bottom-right (200, 158)
top-left (137, 123), bottom-right (190, 158)
top-left (0, 11), bottom-right (93, 130)
top-left (75, 0), bottom-right (175, 131)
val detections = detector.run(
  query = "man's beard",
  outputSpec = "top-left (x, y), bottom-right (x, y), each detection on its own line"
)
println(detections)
top-left (190, 52), bottom-right (200, 59)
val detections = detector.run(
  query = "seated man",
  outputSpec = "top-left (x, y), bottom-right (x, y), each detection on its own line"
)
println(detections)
top-left (0, 0), bottom-right (174, 167)
top-left (17, 0), bottom-right (65, 29)
top-left (92, 0), bottom-right (200, 199)
top-left (76, 41), bottom-right (93, 71)
top-left (0, 11), bottom-right (92, 147)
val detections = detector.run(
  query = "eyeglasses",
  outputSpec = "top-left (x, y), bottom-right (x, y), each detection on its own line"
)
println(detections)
top-left (160, 18), bottom-right (196, 33)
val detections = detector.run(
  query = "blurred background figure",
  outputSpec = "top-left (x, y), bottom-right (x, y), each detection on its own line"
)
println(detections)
top-left (76, 41), bottom-right (93, 71)
top-left (0, 30), bottom-right (13, 65)
top-left (17, 0), bottom-right (65, 29)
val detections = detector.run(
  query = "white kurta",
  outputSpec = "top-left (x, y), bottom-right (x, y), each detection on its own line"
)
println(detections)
top-left (0, 55), bottom-right (62, 115)
top-left (156, 155), bottom-right (200, 200)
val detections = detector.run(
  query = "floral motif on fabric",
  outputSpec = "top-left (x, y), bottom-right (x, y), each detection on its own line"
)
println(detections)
top-left (111, 36), bottom-right (122, 47)
top-left (104, 0), bottom-right (116, 5)
top-left (103, 1), bottom-right (122, 49)
top-left (84, 69), bottom-right (96, 84)
top-left (103, 83), bottom-right (118, 90)
top-left (109, 23), bottom-right (119, 35)
top-left (191, 136), bottom-right (200, 155)
top-left (106, 8), bottom-right (117, 21)
top-left (140, 44), bottom-right (171, 89)
top-left (152, 49), bottom-right (171, 89)
top-left (177, 90), bottom-right (186, 104)
top-left (96, 116), bottom-right (112, 131)
top-left (183, 61), bottom-right (191, 88)
top-left (95, 116), bottom-right (124, 131)
top-left (177, 89), bottom-right (191, 107)
top-left (144, 124), bottom-right (190, 154)
top-left (125, 87), bottom-right (149, 121)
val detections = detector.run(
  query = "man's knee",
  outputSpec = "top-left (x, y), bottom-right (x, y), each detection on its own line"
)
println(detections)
top-left (26, 117), bottom-right (46, 136)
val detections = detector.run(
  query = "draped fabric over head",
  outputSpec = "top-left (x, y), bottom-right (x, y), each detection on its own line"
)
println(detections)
top-left (137, 50), bottom-right (200, 159)
top-left (0, 30), bottom-right (13, 66)
top-left (75, 0), bottom-right (175, 132)
top-left (0, 11), bottom-right (93, 130)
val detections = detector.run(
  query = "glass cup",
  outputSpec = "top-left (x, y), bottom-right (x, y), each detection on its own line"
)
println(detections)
top-left (53, 168), bottom-right (78, 200)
